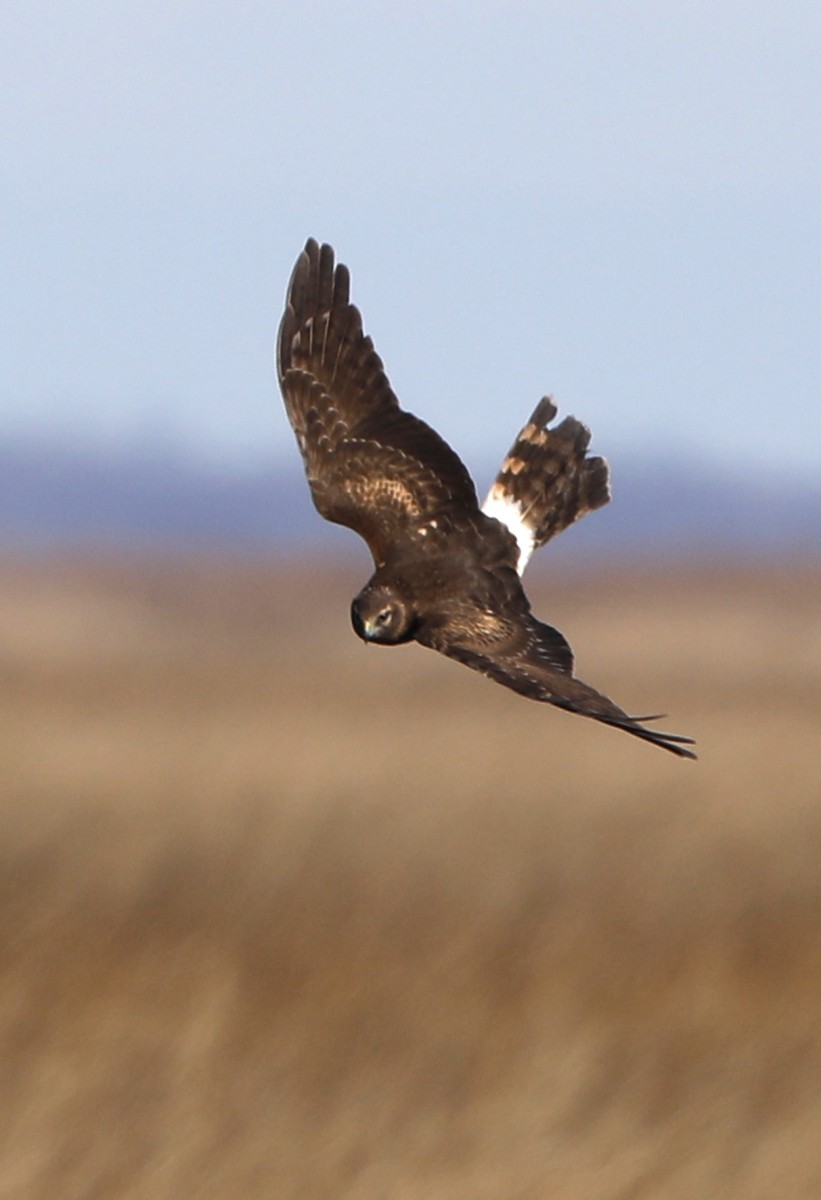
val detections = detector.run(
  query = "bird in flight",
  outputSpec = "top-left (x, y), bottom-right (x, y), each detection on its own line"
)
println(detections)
top-left (277, 239), bottom-right (695, 758)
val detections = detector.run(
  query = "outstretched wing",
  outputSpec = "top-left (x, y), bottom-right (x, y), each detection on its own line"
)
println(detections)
top-left (428, 610), bottom-right (696, 759)
top-left (277, 239), bottom-right (479, 565)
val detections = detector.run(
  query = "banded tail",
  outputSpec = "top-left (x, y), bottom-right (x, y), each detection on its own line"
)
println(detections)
top-left (482, 397), bottom-right (610, 574)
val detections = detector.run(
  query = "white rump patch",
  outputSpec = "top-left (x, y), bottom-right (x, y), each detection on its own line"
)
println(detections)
top-left (481, 487), bottom-right (536, 576)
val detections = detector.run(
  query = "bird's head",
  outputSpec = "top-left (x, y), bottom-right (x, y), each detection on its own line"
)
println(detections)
top-left (350, 583), bottom-right (417, 645)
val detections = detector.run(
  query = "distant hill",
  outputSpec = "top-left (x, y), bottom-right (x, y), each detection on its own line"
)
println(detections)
top-left (1, 438), bottom-right (819, 561)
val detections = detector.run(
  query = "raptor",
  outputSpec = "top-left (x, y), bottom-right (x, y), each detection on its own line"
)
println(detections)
top-left (277, 239), bottom-right (695, 759)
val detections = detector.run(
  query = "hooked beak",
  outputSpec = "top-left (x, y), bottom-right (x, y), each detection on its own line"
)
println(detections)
top-left (350, 600), bottom-right (372, 642)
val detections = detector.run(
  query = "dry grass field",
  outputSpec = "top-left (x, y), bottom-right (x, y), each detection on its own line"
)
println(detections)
top-left (1, 552), bottom-right (820, 1198)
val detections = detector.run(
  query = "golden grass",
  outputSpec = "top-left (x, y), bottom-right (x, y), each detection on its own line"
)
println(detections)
top-left (1, 554), bottom-right (820, 1198)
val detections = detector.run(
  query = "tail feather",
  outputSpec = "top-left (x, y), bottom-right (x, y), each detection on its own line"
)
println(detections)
top-left (482, 397), bottom-right (610, 573)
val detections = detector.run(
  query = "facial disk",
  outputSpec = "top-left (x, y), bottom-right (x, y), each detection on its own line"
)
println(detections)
top-left (350, 585), bottom-right (416, 644)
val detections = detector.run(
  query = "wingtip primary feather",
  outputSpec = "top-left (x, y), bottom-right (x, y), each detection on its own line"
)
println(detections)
top-left (638, 727), bottom-right (698, 759)
top-left (603, 711), bottom-right (698, 759)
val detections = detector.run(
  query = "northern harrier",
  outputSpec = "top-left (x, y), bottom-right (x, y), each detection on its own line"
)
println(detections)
top-left (277, 239), bottom-right (695, 759)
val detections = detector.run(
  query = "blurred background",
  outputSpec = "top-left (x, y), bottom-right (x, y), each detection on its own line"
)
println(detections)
top-left (2, 2), bottom-right (820, 1196)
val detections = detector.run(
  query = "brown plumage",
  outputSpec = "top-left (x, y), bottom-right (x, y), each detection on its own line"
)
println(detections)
top-left (483, 396), bottom-right (610, 571)
top-left (277, 239), bottom-right (696, 759)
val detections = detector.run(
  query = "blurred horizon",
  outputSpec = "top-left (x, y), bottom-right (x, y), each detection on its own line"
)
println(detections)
top-left (2, 431), bottom-right (820, 561)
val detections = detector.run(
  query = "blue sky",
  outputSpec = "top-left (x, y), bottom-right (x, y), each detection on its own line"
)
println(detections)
top-left (3, 1), bottom-right (820, 482)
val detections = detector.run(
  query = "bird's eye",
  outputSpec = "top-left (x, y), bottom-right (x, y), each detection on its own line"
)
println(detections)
top-left (376, 607), bottom-right (393, 626)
